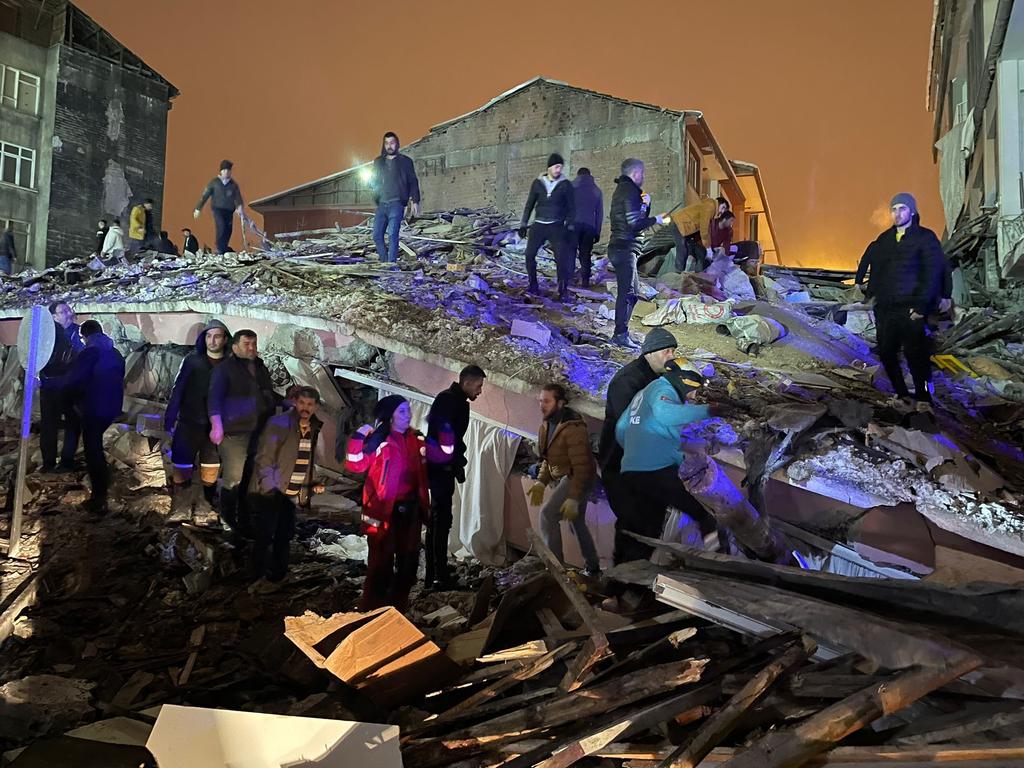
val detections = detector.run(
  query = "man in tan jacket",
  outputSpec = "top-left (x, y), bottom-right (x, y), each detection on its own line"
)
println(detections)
top-left (528, 383), bottom-right (600, 575)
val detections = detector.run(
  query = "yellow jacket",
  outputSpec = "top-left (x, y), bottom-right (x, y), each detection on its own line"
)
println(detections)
top-left (671, 198), bottom-right (717, 240)
top-left (128, 204), bottom-right (146, 241)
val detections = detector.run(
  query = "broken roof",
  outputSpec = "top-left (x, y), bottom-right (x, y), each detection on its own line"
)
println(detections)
top-left (251, 76), bottom-right (700, 208)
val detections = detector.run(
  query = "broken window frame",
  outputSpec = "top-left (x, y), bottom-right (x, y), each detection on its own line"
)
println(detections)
top-left (0, 141), bottom-right (35, 188)
top-left (0, 64), bottom-right (41, 115)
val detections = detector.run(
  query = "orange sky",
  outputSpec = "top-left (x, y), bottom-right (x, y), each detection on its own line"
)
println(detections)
top-left (78, 0), bottom-right (940, 269)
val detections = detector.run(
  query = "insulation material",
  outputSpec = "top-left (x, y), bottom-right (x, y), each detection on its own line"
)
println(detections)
top-left (935, 121), bottom-right (968, 233)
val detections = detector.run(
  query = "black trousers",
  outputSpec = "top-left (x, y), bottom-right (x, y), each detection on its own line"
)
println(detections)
top-left (615, 466), bottom-right (716, 562)
top-left (82, 417), bottom-right (113, 503)
top-left (426, 469), bottom-right (456, 584)
top-left (525, 222), bottom-right (571, 292)
top-left (39, 387), bottom-right (80, 469)
top-left (608, 242), bottom-right (639, 337)
top-left (251, 491), bottom-right (296, 581)
top-left (212, 207), bottom-right (234, 254)
top-left (876, 305), bottom-right (931, 398)
top-left (572, 226), bottom-right (596, 287)
top-left (604, 467), bottom-right (640, 565)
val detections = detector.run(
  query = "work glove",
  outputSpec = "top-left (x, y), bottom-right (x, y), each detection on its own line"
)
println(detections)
top-left (560, 498), bottom-right (579, 522)
top-left (518, 226), bottom-right (529, 239)
top-left (528, 481), bottom-right (546, 507)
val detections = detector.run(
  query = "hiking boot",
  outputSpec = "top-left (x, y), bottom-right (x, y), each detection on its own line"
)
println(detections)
top-left (611, 333), bottom-right (640, 350)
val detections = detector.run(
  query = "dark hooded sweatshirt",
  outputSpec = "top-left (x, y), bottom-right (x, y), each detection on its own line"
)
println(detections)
top-left (164, 319), bottom-right (230, 431)
top-left (42, 332), bottom-right (125, 423)
top-left (597, 355), bottom-right (658, 472)
top-left (520, 174), bottom-right (575, 228)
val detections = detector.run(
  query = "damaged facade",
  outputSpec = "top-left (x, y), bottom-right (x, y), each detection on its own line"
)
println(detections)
top-left (251, 77), bottom-right (781, 265)
top-left (928, 0), bottom-right (1024, 279)
top-left (0, 0), bottom-right (178, 269)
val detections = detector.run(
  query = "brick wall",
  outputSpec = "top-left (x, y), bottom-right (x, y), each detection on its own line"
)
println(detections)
top-left (46, 45), bottom-right (172, 265)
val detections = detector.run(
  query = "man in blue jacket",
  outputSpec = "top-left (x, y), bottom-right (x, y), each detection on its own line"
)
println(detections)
top-left (571, 168), bottom-right (603, 289)
top-left (40, 302), bottom-right (85, 473)
top-left (615, 358), bottom-right (717, 561)
top-left (41, 320), bottom-right (125, 514)
top-left (370, 132), bottom-right (421, 264)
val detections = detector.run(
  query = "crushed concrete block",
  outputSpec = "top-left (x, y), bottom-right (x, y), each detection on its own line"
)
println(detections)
top-left (510, 319), bottom-right (552, 346)
top-left (0, 675), bottom-right (95, 739)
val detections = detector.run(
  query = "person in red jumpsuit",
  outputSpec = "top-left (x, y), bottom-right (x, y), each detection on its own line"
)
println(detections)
top-left (345, 395), bottom-right (455, 611)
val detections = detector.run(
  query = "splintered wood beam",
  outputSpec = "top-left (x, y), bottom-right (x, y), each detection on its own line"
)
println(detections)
top-left (527, 529), bottom-right (611, 691)
top-left (719, 655), bottom-right (985, 768)
top-left (660, 636), bottom-right (816, 768)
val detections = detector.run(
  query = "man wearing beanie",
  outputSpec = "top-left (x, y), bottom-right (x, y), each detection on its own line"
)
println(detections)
top-left (856, 193), bottom-right (947, 404)
top-left (518, 153), bottom-right (576, 300)
top-left (194, 159), bottom-right (244, 255)
top-left (597, 327), bottom-right (678, 563)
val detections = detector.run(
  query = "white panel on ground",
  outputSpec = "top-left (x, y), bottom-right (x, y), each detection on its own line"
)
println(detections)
top-left (145, 704), bottom-right (401, 768)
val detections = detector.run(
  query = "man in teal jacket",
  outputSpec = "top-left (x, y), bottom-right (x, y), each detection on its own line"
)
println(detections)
top-left (614, 359), bottom-right (717, 561)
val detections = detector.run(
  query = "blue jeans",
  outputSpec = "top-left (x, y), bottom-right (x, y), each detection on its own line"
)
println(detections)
top-left (373, 201), bottom-right (405, 262)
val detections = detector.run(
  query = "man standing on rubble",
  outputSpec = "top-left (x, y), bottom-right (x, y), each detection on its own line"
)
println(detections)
top-left (598, 328), bottom-right (678, 563)
top-left (165, 319), bottom-right (230, 518)
top-left (856, 193), bottom-right (944, 404)
top-left (208, 329), bottom-right (277, 535)
top-left (101, 219), bottom-right (125, 261)
top-left (571, 168), bottom-right (603, 289)
top-left (194, 160), bottom-right (244, 255)
top-left (424, 364), bottom-right (486, 589)
top-left (0, 220), bottom-right (15, 274)
top-left (41, 320), bottom-right (125, 514)
top-left (608, 159), bottom-right (670, 348)
top-left (519, 154), bottom-right (576, 300)
top-left (370, 132), bottom-right (421, 264)
top-left (128, 199), bottom-right (155, 255)
top-left (39, 302), bottom-right (85, 473)
top-left (615, 358), bottom-right (718, 561)
top-left (528, 383), bottom-right (601, 575)
top-left (249, 386), bottom-right (324, 584)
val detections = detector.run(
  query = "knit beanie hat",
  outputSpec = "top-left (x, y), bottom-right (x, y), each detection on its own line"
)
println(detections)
top-left (547, 153), bottom-right (564, 168)
top-left (890, 193), bottom-right (917, 213)
top-left (640, 327), bottom-right (678, 356)
top-left (219, 159), bottom-right (233, 171)
top-left (373, 394), bottom-right (406, 425)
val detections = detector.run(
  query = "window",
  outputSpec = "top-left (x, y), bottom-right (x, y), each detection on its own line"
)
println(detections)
top-left (687, 144), bottom-right (702, 192)
top-left (0, 64), bottom-right (40, 114)
top-left (0, 141), bottom-right (35, 188)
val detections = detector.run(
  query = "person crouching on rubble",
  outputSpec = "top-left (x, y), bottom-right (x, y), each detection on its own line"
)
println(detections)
top-left (614, 358), bottom-right (718, 562)
top-left (249, 386), bottom-right (325, 585)
top-left (346, 395), bottom-right (455, 612)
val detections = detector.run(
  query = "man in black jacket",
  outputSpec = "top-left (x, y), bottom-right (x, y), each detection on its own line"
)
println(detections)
top-left (424, 364), bottom-right (485, 588)
top-left (93, 219), bottom-right (108, 258)
top-left (41, 320), bottom-right (125, 514)
top-left (519, 153), bottom-right (576, 299)
top-left (181, 228), bottom-right (200, 255)
top-left (0, 220), bottom-right (16, 274)
top-left (855, 193), bottom-right (946, 403)
top-left (194, 160), bottom-right (244, 255)
top-left (249, 386), bottom-right (324, 583)
top-left (596, 327), bottom-right (677, 563)
top-left (165, 319), bottom-right (230, 517)
top-left (208, 329), bottom-right (277, 533)
top-left (572, 168), bottom-right (603, 288)
top-left (607, 159), bottom-right (669, 348)
top-left (40, 302), bottom-right (85, 473)
top-left (370, 132), bottom-right (421, 264)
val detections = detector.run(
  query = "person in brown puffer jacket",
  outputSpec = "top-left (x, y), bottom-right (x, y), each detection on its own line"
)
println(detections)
top-left (528, 383), bottom-right (600, 575)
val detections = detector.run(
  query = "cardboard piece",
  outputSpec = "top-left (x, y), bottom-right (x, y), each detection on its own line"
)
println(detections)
top-left (145, 705), bottom-right (401, 768)
top-left (284, 607), bottom-right (461, 706)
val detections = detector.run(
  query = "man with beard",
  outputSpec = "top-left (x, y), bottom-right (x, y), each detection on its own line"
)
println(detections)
top-left (424, 364), bottom-right (485, 589)
top-left (249, 386), bottom-right (325, 584)
top-left (208, 329), bottom-right (277, 534)
top-left (370, 131), bottom-right (421, 263)
top-left (165, 319), bottom-right (230, 518)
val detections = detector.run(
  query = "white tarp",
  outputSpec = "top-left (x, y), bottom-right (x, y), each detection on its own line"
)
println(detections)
top-left (935, 119), bottom-right (969, 233)
top-left (404, 398), bottom-right (520, 566)
top-left (146, 704), bottom-right (401, 768)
